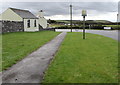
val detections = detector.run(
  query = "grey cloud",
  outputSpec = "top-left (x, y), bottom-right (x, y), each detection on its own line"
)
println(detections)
top-left (1, 2), bottom-right (118, 16)
top-left (118, 1), bottom-right (120, 13)
top-left (73, 2), bottom-right (117, 12)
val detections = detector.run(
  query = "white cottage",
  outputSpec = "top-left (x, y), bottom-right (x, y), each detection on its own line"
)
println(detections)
top-left (0, 7), bottom-right (39, 32)
top-left (37, 10), bottom-right (48, 29)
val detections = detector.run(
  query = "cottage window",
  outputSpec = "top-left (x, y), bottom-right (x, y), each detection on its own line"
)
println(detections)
top-left (27, 20), bottom-right (30, 28)
top-left (34, 20), bottom-right (37, 27)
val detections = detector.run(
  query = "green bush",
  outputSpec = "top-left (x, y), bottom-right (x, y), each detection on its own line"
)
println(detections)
top-left (55, 25), bottom-right (104, 30)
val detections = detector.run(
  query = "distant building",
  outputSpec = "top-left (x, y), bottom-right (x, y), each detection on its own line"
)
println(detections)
top-left (0, 7), bottom-right (39, 32)
top-left (37, 10), bottom-right (48, 29)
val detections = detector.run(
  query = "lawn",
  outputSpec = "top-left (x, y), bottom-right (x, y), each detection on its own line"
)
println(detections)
top-left (42, 32), bottom-right (118, 83)
top-left (102, 25), bottom-right (120, 29)
top-left (50, 24), bottom-right (66, 28)
top-left (2, 31), bottom-right (60, 71)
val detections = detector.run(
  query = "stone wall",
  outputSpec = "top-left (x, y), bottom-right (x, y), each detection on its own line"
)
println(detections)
top-left (0, 21), bottom-right (24, 33)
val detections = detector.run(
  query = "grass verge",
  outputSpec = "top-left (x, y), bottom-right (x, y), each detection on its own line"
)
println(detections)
top-left (2, 31), bottom-right (60, 71)
top-left (42, 32), bottom-right (118, 83)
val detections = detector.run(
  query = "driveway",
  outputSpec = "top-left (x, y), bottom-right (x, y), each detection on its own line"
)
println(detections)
top-left (56, 29), bottom-right (118, 41)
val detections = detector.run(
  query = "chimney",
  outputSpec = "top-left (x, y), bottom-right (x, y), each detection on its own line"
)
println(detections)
top-left (37, 10), bottom-right (44, 18)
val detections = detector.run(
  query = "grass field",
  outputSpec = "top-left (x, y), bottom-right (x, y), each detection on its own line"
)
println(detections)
top-left (103, 25), bottom-right (120, 29)
top-left (2, 31), bottom-right (60, 71)
top-left (49, 24), bottom-right (66, 28)
top-left (42, 32), bottom-right (118, 83)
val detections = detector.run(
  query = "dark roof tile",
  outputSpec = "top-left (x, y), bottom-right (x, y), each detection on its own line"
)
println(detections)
top-left (10, 8), bottom-right (38, 19)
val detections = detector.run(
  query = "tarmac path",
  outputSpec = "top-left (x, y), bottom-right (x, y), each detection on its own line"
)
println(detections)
top-left (1, 32), bottom-right (67, 84)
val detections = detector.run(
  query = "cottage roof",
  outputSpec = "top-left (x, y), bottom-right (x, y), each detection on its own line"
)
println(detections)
top-left (10, 8), bottom-right (38, 19)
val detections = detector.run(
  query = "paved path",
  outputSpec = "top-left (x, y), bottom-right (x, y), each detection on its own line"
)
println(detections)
top-left (56, 29), bottom-right (118, 40)
top-left (1, 32), bottom-right (67, 83)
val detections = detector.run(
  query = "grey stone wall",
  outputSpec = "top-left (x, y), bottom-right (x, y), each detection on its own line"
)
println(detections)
top-left (0, 21), bottom-right (24, 33)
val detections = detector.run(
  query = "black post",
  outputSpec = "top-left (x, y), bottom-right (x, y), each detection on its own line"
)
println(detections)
top-left (117, 14), bottom-right (119, 29)
top-left (70, 5), bottom-right (72, 32)
top-left (83, 16), bottom-right (85, 39)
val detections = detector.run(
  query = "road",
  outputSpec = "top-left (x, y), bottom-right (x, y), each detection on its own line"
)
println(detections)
top-left (56, 29), bottom-right (119, 41)
top-left (82, 30), bottom-right (118, 41)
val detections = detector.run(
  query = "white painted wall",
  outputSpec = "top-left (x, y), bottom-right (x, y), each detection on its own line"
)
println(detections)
top-left (0, 8), bottom-right (23, 21)
top-left (38, 17), bottom-right (47, 28)
top-left (24, 19), bottom-right (39, 32)
top-left (37, 10), bottom-right (48, 29)
top-left (37, 10), bottom-right (44, 18)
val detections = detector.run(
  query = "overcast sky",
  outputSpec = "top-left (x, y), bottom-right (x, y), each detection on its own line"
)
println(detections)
top-left (0, 1), bottom-right (120, 22)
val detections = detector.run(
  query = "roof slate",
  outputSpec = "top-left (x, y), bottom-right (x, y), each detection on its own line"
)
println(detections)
top-left (10, 8), bottom-right (38, 19)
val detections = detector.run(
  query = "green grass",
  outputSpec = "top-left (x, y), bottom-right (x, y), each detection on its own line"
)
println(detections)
top-left (42, 32), bottom-right (118, 83)
top-left (2, 31), bottom-right (60, 71)
top-left (103, 25), bottom-right (120, 29)
top-left (50, 24), bottom-right (66, 28)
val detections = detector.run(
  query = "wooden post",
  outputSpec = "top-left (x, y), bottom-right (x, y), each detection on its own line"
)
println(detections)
top-left (83, 16), bottom-right (85, 39)
top-left (70, 5), bottom-right (72, 32)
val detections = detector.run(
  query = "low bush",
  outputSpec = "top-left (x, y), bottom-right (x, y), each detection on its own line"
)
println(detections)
top-left (55, 25), bottom-right (104, 30)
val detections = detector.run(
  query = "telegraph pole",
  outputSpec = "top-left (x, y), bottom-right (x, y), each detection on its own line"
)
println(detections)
top-left (117, 2), bottom-right (118, 29)
top-left (70, 4), bottom-right (72, 32)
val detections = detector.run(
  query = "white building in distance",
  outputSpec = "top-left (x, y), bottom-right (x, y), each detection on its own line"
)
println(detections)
top-left (0, 7), bottom-right (39, 32)
top-left (37, 10), bottom-right (48, 29)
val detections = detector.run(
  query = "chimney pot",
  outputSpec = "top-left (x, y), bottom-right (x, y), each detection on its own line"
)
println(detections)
top-left (40, 10), bottom-right (43, 12)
